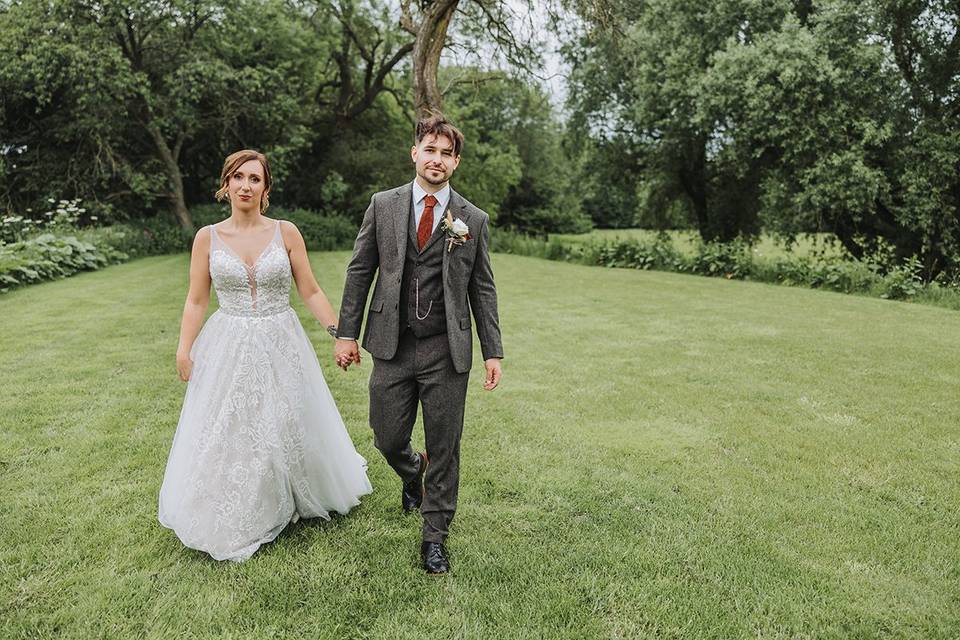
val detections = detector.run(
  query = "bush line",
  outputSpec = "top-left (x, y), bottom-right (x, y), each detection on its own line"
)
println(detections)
top-left (490, 231), bottom-right (960, 310)
top-left (0, 205), bottom-right (357, 293)
top-left (5, 212), bottom-right (960, 312)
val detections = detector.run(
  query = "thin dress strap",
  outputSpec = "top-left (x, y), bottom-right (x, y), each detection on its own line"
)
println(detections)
top-left (273, 220), bottom-right (285, 250)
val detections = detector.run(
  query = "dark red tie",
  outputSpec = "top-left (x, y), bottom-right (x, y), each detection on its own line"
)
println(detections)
top-left (417, 194), bottom-right (437, 250)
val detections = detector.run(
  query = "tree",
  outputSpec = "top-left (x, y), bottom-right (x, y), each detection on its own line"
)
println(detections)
top-left (0, 0), bottom-right (320, 227)
top-left (567, 0), bottom-right (960, 275)
top-left (568, 0), bottom-right (809, 241)
top-left (450, 73), bottom-right (589, 234)
top-left (873, 0), bottom-right (960, 274)
top-left (0, 0), bottom-right (136, 217)
top-left (305, 0), bottom-right (414, 126)
top-left (695, 0), bottom-right (960, 275)
top-left (400, 0), bottom-right (547, 116)
top-left (0, 0), bottom-right (586, 240)
top-left (401, 0), bottom-right (460, 115)
top-left (697, 5), bottom-right (898, 251)
top-left (73, 0), bottom-right (228, 229)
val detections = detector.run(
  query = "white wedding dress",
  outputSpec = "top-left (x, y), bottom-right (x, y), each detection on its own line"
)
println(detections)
top-left (159, 220), bottom-right (372, 562)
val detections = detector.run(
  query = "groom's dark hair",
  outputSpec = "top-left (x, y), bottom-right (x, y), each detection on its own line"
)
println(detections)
top-left (415, 111), bottom-right (464, 157)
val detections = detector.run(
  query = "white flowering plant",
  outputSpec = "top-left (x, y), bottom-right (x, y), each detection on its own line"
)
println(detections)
top-left (1, 198), bottom-right (99, 244)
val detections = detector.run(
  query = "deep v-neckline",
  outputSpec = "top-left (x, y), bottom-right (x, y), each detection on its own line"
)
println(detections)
top-left (214, 222), bottom-right (278, 269)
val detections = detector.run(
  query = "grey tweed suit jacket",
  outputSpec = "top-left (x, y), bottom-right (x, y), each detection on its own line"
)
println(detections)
top-left (338, 182), bottom-right (504, 374)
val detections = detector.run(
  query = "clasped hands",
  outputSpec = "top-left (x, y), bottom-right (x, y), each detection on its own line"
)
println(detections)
top-left (335, 338), bottom-right (501, 391)
top-left (334, 339), bottom-right (361, 371)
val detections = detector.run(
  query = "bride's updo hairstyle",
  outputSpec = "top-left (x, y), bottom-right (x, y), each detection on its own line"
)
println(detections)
top-left (215, 149), bottom-right (272, 213)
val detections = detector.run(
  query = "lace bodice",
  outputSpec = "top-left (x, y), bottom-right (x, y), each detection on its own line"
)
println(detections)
top-left (209, 221), bottom-right (291, 317)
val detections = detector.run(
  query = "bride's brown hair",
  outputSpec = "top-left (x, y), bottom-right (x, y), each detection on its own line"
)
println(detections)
top-left (215, 150), bottom-right (272, 213)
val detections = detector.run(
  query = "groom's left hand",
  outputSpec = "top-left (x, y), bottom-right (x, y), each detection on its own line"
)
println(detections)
top-left (483, 358), bottom-right (502, 391)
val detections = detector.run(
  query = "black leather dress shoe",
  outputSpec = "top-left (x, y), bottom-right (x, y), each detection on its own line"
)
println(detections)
top-left (420, 541), bottom-right (450, 574)
top-left (402, 451), bottom-right (428, 512)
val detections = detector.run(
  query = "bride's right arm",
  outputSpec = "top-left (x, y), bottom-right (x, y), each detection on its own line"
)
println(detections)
top-left (176, 227), bottom-right (212, 381)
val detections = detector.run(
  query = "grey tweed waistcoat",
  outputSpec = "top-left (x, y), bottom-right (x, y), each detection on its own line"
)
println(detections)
top-left (399, 212), bottom-right (447, 337)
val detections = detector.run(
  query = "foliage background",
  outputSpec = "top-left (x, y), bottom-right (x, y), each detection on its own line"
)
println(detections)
top-left (1, 0), bottom-right (958, 277)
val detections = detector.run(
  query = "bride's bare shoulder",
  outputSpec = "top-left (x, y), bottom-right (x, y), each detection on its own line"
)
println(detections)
top-left (193, 225), bottom-right (213, 246)
top-left (277, 219), bottom-right (304, 241)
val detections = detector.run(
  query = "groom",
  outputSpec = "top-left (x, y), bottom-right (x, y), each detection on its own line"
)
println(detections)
top-left (335, 112), bottom-right (503, 574)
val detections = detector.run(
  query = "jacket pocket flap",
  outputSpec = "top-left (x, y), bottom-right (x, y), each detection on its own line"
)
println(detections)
top-left (459, 316), bottom-right (471, 330)
top-left (371, 300), bottom-right (384, 312)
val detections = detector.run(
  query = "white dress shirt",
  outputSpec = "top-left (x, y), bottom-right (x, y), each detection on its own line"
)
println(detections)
top-left (412, 180), bottom-right (450, 234)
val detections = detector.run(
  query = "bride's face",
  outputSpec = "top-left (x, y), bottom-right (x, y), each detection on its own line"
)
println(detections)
top-left (229, 159), bottom-right (267, 211)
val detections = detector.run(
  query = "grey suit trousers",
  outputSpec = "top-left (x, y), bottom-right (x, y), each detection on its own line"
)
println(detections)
top-left (368, 328), bottom-right (469, 543)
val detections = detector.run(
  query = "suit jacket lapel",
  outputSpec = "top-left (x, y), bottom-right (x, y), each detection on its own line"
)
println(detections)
top-left (442, 189), bottom-right (473, 278)
top-left (408, 213), bottom-right (418, 249)
top-left (394, 183), bottom-right (412, 258)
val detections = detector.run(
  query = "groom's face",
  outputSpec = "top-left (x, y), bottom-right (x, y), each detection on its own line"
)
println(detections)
top-left (411, 133), bottom-right (461, 187)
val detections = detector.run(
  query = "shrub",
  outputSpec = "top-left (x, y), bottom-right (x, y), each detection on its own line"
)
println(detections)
top-left (283, 209), bottom-right (357, 251)
top-left (490, 229), bottom-right (551, 258)
top-left (0, 200), bottom-right (362, 293)
top-left (687, 240), bottom-right (753, 279)
top-left (811, 261), bottom-right (878, 293)
top-left (604, 234), bottom-right (686, 271)
top-left (749, 253), bottom-right (876, 293)
top-left (81, 221), bottom-right (194, 257)
top-left (878, 257), bottom-right (924, 299)
top-left (0, 233), bottom-right (125, 292)
top-left (488, 228), bottom-right (960, 309)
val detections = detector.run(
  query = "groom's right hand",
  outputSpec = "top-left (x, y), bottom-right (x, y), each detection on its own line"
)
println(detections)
top-left (334, 339), bottom-right (361, 370)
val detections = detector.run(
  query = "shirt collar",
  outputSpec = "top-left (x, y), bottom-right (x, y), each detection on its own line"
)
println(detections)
top-left (412, 180), bottom-right (450, 209)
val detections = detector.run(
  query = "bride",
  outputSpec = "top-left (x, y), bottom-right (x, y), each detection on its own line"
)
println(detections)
top-left (158, 149), bottom-right (372, 562)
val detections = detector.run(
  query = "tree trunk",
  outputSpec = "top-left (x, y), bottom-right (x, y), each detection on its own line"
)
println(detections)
top-left (147, 123), bottom-right (192, 229)
top-left (678, 135), bottom-right (711, 241)
top-left (412, 0), bottom-right (459, 116)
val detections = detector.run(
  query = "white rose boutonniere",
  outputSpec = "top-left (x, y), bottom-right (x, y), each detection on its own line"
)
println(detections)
top-left (442, 211), bottom-right (472, 252)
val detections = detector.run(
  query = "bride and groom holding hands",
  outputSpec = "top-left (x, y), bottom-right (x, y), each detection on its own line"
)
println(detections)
top-left (158, 113), bottom-right (503, 575)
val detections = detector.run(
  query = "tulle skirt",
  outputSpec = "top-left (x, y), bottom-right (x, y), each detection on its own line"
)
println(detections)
top-left (158, 307), bottom-right (372, 562)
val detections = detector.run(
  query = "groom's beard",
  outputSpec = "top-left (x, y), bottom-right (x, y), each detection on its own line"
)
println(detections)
top-left (420, 166), bottom-right (449, 185)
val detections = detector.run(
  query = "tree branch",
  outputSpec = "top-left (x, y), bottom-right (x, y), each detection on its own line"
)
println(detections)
top-left (347, 41), bottom-right (415, 120)
top-left (333, 1), bottom-right (375, 65)
top-left (400, 0), bottom-right (418, 35)
top-left (468, 0), bottom-right (541, 74)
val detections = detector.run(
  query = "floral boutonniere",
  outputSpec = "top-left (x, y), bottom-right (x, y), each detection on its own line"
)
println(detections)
top-left (442, 211), bottom-right (471, 252)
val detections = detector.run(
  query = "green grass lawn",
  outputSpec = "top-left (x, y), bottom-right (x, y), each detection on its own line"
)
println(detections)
top-left (554, 229), bottom-right (842, 258)
top-left (2, 252), bottom-right (958, 639)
